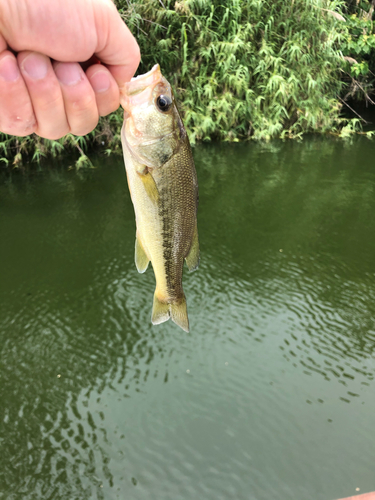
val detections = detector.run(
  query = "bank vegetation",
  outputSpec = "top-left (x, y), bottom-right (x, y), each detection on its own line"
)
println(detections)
top-left (2, 0), bottom-right (375, 167)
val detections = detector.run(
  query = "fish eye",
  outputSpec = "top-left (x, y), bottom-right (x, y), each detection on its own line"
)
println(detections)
top-left (156, 95), bottom-right (172, 113)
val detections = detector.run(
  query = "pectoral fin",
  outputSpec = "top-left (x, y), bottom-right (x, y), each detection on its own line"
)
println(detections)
top-left (137, 169), bottom-right (159, 204)
top-left (185, 224), bottom-right (200, 272)
top-left (135, 237), bottom-right (150, 273)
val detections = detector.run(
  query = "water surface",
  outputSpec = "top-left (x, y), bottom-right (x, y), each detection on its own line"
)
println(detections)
top-left (1, 138), bottom-right (375, 500)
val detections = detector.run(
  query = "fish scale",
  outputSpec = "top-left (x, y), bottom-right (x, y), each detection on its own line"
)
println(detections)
top-left (120, 64), bottom-right (199, 332)
top-left (154, 139), bottom-right (198, 299)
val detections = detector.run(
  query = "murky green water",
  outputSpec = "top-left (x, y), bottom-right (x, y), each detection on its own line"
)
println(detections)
top-left (1, 138), bottom-right (375, 500)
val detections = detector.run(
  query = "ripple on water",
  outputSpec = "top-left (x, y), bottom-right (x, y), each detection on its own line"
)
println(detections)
top-left (2, 144), bottom-right (375, 499)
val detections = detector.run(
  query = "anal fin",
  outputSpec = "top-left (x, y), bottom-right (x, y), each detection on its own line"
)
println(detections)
top-left (185, 223), bottom-right (200, 272)
top-left (135, 237), bottom-right (150, 273)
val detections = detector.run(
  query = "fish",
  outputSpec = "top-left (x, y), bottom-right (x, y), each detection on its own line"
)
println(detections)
top-left (120, 64), bottom-right (199, 332)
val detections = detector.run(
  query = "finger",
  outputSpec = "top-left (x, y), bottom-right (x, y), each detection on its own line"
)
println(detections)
top-left (1, 0), bottom-right (140, 87)
top-left (93, 4), bottom-right (141, 88)
top-left (18, 51), bottom-right (69, 140)
top-left (0, 33), bottom-right (7, 53)
top-left (86, 64), bottom-right (119, 116)
top-left (0, 50), bottom-right (36, 136)
top-left (53, 62), bottom-right (99, 136)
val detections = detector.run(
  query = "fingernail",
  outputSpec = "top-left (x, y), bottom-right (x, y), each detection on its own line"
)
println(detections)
top-left (54, 62), bottom-right (82, 86)
top-left (90, 70), bottom-right (111, 93)
top-left (22, 53), bottom-right (48, 80)
top-left (0, 55), bottom-right (20, 82)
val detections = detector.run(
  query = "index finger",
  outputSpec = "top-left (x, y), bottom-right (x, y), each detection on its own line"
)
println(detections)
top-left (0, 0), bottom-right (140, 88)
top-left (93, 1), bottom-right (140, 88)
top-left (0, 33), bottom-right (6, 53)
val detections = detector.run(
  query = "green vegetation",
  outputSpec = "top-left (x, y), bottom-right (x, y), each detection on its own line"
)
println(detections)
top-left (123, 0), bottom-right (347, 142)
top-left (341, 0), bottom-right (375, 101)
top-left (2, 0), bottom-right (375, 168)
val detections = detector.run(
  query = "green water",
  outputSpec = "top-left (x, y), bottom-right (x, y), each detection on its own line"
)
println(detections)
top-left (1, 138), bottom-right (375, 500)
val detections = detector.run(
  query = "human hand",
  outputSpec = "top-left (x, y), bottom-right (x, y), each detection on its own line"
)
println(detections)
top-left (0, 0), bottom-right (140, 139)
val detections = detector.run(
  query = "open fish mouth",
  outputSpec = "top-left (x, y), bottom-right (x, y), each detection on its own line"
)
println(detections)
top-left (127, 64), bottom-right (162, 95)
top-left (120, 64), bottom-right (164, 112)
top-left (120, 62), bottom-right (179, 167)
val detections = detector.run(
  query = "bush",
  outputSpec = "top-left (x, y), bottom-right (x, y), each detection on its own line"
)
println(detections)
top-left (0, 0), bottom-right (367, 167)
top-left (121, 0), bottom-right (347, 142)
top-left (340, 1), bottom-right (375, 101)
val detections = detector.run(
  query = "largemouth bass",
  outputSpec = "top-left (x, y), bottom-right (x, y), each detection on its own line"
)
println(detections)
top-left (120, 64), bottom-right (199, 332)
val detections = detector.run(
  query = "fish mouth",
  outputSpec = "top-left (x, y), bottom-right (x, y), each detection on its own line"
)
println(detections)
top-left (120, 64), bottom-right (177, 167)
top-left (120, 64), bottom-right (163, 112)
top-left (128, 64), bottom-right (162, 95)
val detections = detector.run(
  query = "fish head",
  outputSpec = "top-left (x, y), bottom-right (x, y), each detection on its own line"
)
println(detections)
top-left (121, 64), bottom-right (185, 169)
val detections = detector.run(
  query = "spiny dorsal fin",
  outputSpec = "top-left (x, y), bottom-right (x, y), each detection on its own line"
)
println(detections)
top-left (185, 223), bottom-right (200, 272)
top-left (135, 237), bottom-right (150, 273)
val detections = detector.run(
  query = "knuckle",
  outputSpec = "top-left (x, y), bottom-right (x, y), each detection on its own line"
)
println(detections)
top-left (71, 94), bottom-right (96, 115)
top-left (98, 101), bottom-right (118, 117)
top-left (36, 92), bottom-right (63, 114)
top-left (70, 116), bottom-right (98, 137)
top-left (0, 114), bottom-right (36, 136)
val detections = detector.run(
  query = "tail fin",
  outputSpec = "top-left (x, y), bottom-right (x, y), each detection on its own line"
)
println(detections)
top-left (151, 294), bottom-right (190, 332)
top-left (170, 298), bottom-right (189, 333)
top-left (151, 294), bottom-right (170, 326)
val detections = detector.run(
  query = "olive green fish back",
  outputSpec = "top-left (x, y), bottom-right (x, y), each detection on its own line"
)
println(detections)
top-left (153, 134), bottom-right (198, 301)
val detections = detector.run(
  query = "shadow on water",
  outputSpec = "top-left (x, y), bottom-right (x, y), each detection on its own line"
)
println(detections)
top-left (1, 137), bottom-right (375, 500)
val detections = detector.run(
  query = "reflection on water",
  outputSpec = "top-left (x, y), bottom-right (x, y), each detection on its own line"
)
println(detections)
top-left (1, 138), bottom-right (375, 500)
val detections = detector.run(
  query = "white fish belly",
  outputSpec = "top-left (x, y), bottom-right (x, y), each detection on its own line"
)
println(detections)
top-left (122, 148), bottom-right (168, 296)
